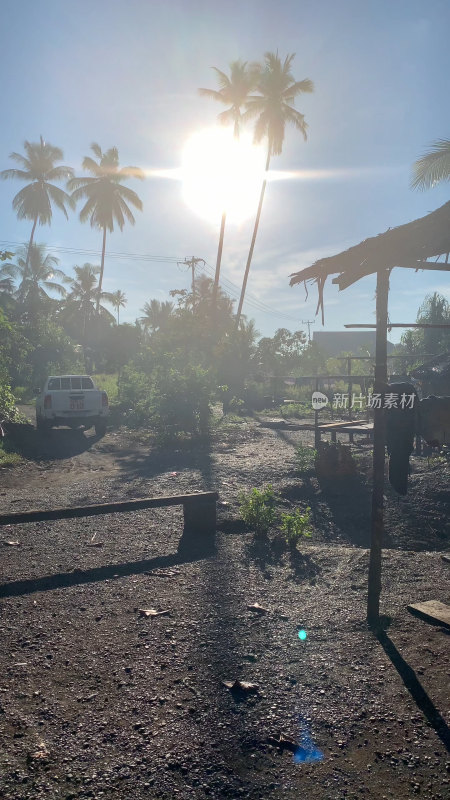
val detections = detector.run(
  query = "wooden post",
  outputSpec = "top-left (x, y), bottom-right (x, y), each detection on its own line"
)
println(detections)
top-left (348, 356), bottom-right (353, 421)
top-left (178, 499), bottom-right (217, 556)
top-left (367, 269), bottom-right (390, 626)
top-left (314, 377), bottom-right (321, 448)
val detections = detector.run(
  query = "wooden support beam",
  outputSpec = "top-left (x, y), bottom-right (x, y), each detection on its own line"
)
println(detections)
top-left (367, 268), bottom-right (389, 626)
top-left (0, 492), bottom-right (219, 527)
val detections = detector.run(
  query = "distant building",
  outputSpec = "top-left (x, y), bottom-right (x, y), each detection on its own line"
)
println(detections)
top-left (312, 331), bottom-right (394, 358)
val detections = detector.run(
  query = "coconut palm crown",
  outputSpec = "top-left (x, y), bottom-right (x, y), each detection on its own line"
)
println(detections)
top-left (0, 136), bottom-right (74, 258)
top-left (67, 143), bottom-right (144, 313)
top-left (244, 52), bottom-right (314, 156)
top-left (2, 244), bottom-right (67, 317)
top-left (199, 59), bottom-right (260, 137)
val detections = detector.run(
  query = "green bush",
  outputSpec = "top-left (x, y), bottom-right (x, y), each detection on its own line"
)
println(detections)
top-left (239, 485), bottom-right (278, 535)
top-left (119, 362), bottom-right (213, 440)
top-left (295, 445), bottom-right (317, 473)
top-left (0, 380), bottom-right (21, 423)
top-left (281, 508), bottom-right (312, 548)
top-left (93, 373), bottom-right (119, 405)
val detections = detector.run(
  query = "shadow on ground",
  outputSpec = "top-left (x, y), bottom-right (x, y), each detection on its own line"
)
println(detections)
top-left (4, 422), bottom-right (100, 461)
top-left (0, 549), bottom-right (210, 599)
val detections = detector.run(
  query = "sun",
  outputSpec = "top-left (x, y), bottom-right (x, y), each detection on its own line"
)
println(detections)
top-left (181, 127), bottom-right (265, 225)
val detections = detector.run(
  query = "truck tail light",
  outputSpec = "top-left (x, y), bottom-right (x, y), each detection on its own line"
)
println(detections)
top-left (44, 394), bottom-right (52, 409)
top-left (102, 392), bottom-right (108, 407)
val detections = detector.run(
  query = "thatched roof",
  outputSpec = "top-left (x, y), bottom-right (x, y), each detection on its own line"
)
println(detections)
top-left (289, 201), bottom-right (450, 323)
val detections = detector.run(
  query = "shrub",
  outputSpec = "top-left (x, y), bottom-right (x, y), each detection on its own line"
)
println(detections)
top-left (281, 508), bottom-right (312, 548)
top-left (295, 445), bottom-right (317, 473)
top-left (239, 485), bottom-right (278, 535)
top-left (119, 361), bottom-right (213, 440)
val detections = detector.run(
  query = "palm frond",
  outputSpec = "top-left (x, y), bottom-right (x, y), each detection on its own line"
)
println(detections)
top-left (90, 142), bottom-right (103, 160)
top-left (198, 87), bottom-right (225, 102)
top-left (0, 168), bottom-right (31, 181)
top-left (117, 165), bottom-right (145, 180)
top-left (115, 184), bottom-right (143, 210)
top-left (411, 139), bottom-right (450, 190)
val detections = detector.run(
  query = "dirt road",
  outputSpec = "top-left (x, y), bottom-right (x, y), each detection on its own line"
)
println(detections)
top-left (0, 415), bottom-right (449, 799)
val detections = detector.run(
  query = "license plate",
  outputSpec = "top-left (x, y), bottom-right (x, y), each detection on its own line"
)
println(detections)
top-left (70, 399), bottom-right (84, 410)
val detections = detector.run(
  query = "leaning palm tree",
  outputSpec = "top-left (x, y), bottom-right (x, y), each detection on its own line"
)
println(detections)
top-left (411, 138), bottom-right (450, 190)
top-left (2, 243), bottom-right (67, 319)
top-left (109, 289), bottom-right (127, 324)
top-left (235, 53), bottom-right (314, 325)
top-left (199, 60), bottom-right (260, 308)
top-left (67, 143), bottom-right (144, 314)
top-left (0, 137), bottom-right (73, 266)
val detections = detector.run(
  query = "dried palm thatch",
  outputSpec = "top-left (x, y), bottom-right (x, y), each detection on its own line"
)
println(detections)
top-left (289, 201), bottom-right (450, 322)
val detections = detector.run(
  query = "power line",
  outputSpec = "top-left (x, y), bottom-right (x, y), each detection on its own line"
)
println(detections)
top-left (0, 238), bottom-right (305, 326)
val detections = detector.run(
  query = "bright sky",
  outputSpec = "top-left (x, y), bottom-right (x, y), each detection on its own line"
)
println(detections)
top-left (1, 0), bottom-right (449, 343)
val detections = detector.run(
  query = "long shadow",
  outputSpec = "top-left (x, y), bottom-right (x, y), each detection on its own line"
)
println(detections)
top-left (5, 423), bottom-right (99, 461)
top-left (114, 435), bottom-right (216, 491)
top-left (375, 628), bottom-right (450, 752)
top-left (0, 550), bottom-right (206, 599)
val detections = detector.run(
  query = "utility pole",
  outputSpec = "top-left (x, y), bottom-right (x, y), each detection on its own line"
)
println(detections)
top-left (177, 257), bottom-right (205, 310)
top-left (301, 319), bottom-right (315, 342)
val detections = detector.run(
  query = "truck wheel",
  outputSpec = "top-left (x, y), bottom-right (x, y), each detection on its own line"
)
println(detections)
top-left (95, 420), bottom-right (107, 437)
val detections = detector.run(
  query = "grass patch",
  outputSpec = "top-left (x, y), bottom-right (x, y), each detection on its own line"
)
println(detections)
top-left (0, 441), bottom-right (22, 467)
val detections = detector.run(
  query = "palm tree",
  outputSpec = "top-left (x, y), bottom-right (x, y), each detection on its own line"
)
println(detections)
top-left (2, 244), bottom-right (67, 319)
top-left (139, 299), bottom-right (174, 335)
top-left (235, 52), bottom-right (314, 325)
top-left (411, 138), bottom-right (450, 190)
top-left (67, 143), bottom-right (144, 314)
top-left (109, 289), bottom-right (127, 324)
top-left (61, 263), bottom-right (115, 340)
top-left (0, 137), bottom-right (74, 265)
top-left (199, 60), bottom-right (259, 308)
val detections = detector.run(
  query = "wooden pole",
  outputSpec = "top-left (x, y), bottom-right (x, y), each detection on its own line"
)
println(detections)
top-left (367, 268), bottom-right (390, 626)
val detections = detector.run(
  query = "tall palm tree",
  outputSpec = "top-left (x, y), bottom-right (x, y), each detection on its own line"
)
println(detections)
top-left (109, 289), bottom-right (127, 324)
top-left (199, 60), bottom-right (259, 308)
top-left (2, 244), bottom-right (67, 319)
top-left (0, 137), bottom-right (74, 265)
top-left (235, 52), bottom-right (314, 325)
top-left (67, 143), bottom-right (144, 314)
top-left (411, 138), bottom-right (450, 190)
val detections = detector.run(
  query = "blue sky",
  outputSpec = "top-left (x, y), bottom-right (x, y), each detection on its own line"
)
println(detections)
top-left (1, 0), bottom-right (449, 343)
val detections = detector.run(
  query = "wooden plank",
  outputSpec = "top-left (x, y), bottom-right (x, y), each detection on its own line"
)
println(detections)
top-left (407, 600), bottom-right (450, 628)
top-left (0, 492), bottom-right (219, 527)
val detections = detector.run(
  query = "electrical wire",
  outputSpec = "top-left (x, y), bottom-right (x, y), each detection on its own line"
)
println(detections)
top-left (0, 239), bottom-right (304, 326)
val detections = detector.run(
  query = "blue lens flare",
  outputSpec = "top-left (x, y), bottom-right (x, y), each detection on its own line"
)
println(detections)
top-left (298, 629), bottom-right (307, 640)
top-left (294, 723), bottom-right (324, 764)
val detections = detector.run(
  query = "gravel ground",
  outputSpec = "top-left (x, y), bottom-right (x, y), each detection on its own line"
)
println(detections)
top-left (0, 411), bottom-right (449, 800)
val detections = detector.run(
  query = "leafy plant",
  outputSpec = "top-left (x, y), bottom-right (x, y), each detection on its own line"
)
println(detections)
top-left (239, 485), bottom-right (278, 535)
top-left (295, 444), bottom-right (317, 473)
top-left (281, 508), bottom-right (312, 548)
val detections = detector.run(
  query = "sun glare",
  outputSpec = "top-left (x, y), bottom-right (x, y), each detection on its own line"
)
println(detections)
top-left (181, 128), bottom-right (265, 225)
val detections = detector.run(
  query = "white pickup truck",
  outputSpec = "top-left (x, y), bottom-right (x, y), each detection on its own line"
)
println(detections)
top-left (36, 375), bottom-right (109, 435)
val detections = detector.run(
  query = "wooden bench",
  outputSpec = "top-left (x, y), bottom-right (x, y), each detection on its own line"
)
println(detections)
top-left (0, 491), bottom-right (219, 555)
top-left (318, 420), bottom-right (374, 444)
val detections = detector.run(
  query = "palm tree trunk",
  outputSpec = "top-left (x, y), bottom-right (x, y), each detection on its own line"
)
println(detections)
top-left (96, 226), bottom-right (107, 315)
top-left (212, 211), bottom-right (227, 311)
top-left (235, 149), bottom-right (271, 327)
top-left (25, 216), bottom-right (38, 270)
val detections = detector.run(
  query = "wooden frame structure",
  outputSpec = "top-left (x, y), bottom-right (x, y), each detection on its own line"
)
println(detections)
top-left (290, 201), bottom-right (450, 626)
